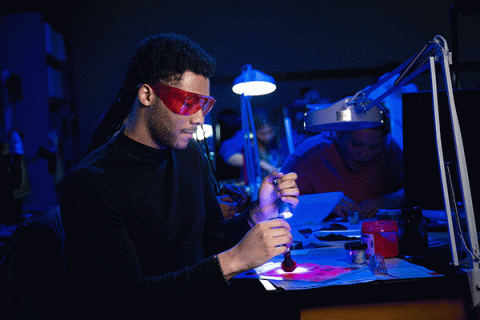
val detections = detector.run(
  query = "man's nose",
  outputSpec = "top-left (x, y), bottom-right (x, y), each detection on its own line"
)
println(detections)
top-left (190, 109), bottom-right (205, 125)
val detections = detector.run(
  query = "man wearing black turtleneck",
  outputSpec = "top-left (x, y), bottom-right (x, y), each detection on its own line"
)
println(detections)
top-left (59, 33), bottom-right (298, 319)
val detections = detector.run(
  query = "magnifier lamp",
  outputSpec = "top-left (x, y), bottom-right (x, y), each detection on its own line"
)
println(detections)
top-left (304, 95), bottom-right (385, 132)
top-left (232, 64), bottom-right (276, 200)
top-left (305, 35), bottom-right (480, 307)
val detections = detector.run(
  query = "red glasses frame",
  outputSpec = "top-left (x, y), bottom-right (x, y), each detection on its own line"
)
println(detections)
top-left (147, 82), bottom-right (216, 116)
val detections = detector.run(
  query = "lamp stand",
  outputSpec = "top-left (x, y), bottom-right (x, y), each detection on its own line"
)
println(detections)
top-left (240, 93), bottom-right (262, 201)
top-left (428, 37), bottom-right (480, 307)
top-left (385, 35), bottom-right (480, 307)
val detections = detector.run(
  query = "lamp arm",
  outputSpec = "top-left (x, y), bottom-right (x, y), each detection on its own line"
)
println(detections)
top-left (352, 39), bottom-right (439, 114)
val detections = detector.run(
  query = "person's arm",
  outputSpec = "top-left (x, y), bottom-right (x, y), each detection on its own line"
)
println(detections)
top-left (332, 195), bottom-right (359, 218)
top-left (357, 188), bottom-right (405, 218)
top-left (227, 153), bottom-right (279, 173)
top-left (260, 159), bottom-right (279, 173)
top-left (226, 152), bottom-right (244, 167)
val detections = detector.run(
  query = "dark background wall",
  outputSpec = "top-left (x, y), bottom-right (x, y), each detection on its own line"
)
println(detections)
top-left (61, 0), bottom-right (480, 154)
top-left (1, 0), bottom-right (479, 211)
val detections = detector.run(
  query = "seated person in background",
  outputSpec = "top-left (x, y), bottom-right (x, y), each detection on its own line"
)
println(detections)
top-left (282, 111), bottom-right (404, 219)
top-left (220, 109), bottom-right (285, 178)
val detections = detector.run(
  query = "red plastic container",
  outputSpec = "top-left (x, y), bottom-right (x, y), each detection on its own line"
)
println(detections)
top-left (361, 220), bottom-right (399, 258)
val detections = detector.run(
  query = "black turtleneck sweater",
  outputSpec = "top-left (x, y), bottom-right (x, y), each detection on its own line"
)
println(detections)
top-left (59, 132), bottom-right (251, 318)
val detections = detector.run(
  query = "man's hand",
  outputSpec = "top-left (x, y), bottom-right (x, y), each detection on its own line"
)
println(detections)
top-left (253, 171), bottom-right (299, 223)
top-left (333, 196), bottom-right (359, 218)
top-left (358, 198), bottom-right (382, 218)
top-left (217, 219), bottom-right (292, 279)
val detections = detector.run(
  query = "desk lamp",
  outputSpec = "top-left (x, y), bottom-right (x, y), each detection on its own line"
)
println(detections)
top-left (233, 66), bottom-right (297, 272)
top-left (305, 35), bottom-right (480, 307)
top-left (232, 64), bottom-right (276, 200)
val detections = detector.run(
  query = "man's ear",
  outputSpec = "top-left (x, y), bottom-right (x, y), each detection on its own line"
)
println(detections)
top-left (137, 84), bottom-right (155, 106)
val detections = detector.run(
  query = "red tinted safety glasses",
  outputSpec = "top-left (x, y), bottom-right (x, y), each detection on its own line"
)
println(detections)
top-left (147, 82), bottom-right (216, 116)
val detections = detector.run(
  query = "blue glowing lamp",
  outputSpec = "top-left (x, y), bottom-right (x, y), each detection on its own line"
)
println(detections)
top-left (232, 65), bottom-right (276, 96)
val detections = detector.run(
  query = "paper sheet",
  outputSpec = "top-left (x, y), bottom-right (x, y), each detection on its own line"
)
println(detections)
top-left (235, 247), bottom-right (442, 291)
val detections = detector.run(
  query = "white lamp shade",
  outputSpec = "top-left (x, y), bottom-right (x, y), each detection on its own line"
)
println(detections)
top-left (232, 65), bottom-right (276, 96)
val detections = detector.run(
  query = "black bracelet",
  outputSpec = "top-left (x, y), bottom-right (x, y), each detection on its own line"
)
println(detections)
top-left (214, 255), bottom-right (230, 285)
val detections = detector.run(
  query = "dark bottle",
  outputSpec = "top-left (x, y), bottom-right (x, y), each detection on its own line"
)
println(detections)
top-left (398, 207), bottom-right (429, 257)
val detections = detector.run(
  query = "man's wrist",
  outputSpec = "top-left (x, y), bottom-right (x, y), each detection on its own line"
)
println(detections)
top-left (214, 255), bottom-right (231, 285)
top-left (217, 250), bottom-right (245, 281)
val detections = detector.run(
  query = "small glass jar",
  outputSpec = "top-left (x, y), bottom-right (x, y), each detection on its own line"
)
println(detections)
top-left (344, 241), bottom-right (368, 265)
top-left (398, 207), bottom-right (428, 257)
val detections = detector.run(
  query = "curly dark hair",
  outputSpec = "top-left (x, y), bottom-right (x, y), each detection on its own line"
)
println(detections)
top-left (88, 33), bottom-right (216, 153)
top-left (125, 33), bottom-right (216, 87)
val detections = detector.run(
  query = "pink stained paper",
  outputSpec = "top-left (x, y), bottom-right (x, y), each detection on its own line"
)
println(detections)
top-left (258, 263), bottom-right (357, 282)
